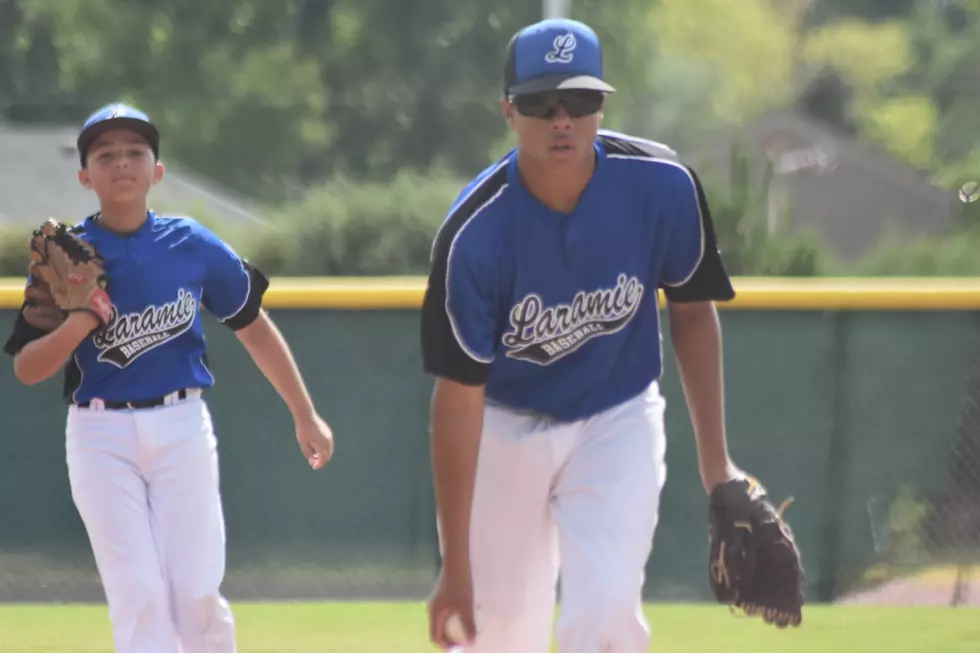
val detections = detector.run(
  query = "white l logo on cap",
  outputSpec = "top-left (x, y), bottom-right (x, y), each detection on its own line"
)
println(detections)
top-left (545, 33), bottom-right (577, 63)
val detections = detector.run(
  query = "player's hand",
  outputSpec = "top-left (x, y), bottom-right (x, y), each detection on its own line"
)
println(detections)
top-left (294, 412), bottom-right (334, 470)
top-left (427, 564), bottom-right (476, 649)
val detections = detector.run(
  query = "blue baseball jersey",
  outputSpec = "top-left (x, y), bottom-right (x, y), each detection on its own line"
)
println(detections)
top-left (3, 211), bottom-right (269, 404)
top-left (421, 130), bottom-right (735, 422)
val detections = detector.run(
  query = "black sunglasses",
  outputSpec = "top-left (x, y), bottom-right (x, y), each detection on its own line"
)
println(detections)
top-left (510, 90), bottom-right (605, 119)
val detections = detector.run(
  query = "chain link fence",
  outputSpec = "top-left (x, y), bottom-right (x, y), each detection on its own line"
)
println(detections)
top-left (1, 306), bottom-right (979, 605)
top-left (843, 325), bottom-right (980, 607)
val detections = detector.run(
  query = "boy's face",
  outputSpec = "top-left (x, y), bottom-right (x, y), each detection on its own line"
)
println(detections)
top-left (78, 128), bottom-right (164, 205)
top-left (500, 90), bottom-right (604, 170)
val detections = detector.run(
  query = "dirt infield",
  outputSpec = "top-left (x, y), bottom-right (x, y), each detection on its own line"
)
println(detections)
top-left (837, 565), bottom-right (980, 606)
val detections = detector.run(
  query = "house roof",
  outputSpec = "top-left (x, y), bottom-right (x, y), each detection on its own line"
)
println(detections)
top-left (686, 107), bottom-right (959, 260)
top-left (0, 125), bottom-right (270, 226)
top-left (691, 107), bottom-right (951, 203)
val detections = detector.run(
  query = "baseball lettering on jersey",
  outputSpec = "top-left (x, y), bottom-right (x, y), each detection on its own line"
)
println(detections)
top-left (502, 274), bottom-right (644, 365)
top-left (93, 288), bottom-right (198, 368)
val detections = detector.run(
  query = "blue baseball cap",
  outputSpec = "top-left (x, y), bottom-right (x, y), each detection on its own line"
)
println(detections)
top-left (76, 103), bottom-right (160, 167)
top-left (503, 19), bottom-right (615, 96)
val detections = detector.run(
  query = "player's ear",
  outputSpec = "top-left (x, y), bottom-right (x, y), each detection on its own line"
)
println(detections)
top-left (500, 96), bottom-right (515, 127)
top-left (77, 168), bottom-right (92, 190)
top-left (152, 161), bottom-right (165, 185)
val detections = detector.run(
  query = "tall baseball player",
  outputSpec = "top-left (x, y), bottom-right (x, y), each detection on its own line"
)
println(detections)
top-left (421, 18), bottom-right (804, 653)
top-left (3, 103), bottom-right (335, 653)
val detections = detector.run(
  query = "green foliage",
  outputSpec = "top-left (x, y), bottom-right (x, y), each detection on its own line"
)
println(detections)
top-left (846, 228), bottom-right (980, 276)
top-left (2, 0), bottom-right (980, 278)
top-left (0, 224), bottom-right (31, 278)
top-left (840, 176), bottom-right (980, 277)
top-left (239, 170), bottom-right (468, 276)
top-left (649, 0), bottom-right (799, 126)
top-left (699, 143), bottom-right (832, 276)
top-left (0, 210), bottom-right (249, 280)
top-left (0, 0), bottom-right (539, 202)
top-left (801, 17), bottom-right (944, 169)
top-left (235, 143), bottom-right (840, 278)
top-left (883, 484), bottom-right (930, 563)
top-left (857, 94), bottom-right (939, 168)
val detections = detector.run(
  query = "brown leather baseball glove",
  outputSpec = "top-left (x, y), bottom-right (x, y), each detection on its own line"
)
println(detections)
top-left (27, 219), bottom-right (112, 329)
top-left (708, 475), bottom-right (805, 628)
top-left (21, 261), bottom-right (66, 332)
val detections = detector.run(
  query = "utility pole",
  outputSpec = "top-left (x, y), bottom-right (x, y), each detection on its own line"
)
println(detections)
top-left (542, 0), bottom-right (570, 19)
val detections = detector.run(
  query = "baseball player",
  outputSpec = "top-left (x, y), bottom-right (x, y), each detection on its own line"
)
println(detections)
top-left (3, 103), bottom-right (335, 653)
top-left (419, 18), bottom-right (799, 653)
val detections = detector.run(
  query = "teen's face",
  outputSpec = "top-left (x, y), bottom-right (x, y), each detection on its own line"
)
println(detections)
top-left (501, 90), bottom-right (605, 168)
top-left (78, 129), bottom-right (163, 204)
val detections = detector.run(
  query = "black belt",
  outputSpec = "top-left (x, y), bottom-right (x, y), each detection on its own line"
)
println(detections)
top-left (76, 388), bottom-right (193, 410)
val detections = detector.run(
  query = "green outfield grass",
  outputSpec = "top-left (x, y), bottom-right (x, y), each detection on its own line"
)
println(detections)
top-left (0, 602), bottom-right (978, 653)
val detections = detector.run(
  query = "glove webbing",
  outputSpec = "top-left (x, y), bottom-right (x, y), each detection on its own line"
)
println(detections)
top-left (51, 227), bottom-right (100, 264)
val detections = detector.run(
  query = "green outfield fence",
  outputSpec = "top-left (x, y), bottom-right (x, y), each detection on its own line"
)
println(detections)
top-left (1, 277), bottom-right (979, 605)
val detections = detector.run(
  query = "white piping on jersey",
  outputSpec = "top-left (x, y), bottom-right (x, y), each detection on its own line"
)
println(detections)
top-left (599, 129), bottom-right (678, 158)
top-left (216, 257), bottom-right (252, 323)
top-left (199, 355), bottom-right (215, 386)
top-left (71, 351), bottom-right (84, 405)
top-left (605, 154), bottom-right (706, 288)
top-left (430, 159), bottom-right (510, 263)
top-left (445, 183), bottom-right (509, 365)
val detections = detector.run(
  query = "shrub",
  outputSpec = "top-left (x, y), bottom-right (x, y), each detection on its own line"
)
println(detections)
top-left (846, 229), bottom-right (980, 276)
top-left (0, 210), bottom-right (250, 279)
top-left (0, 224), bottom-right (32, 277)
top-left (699, 142), bottom-right (834, 276)
top-left (240, 169), bottom-right (469, 276)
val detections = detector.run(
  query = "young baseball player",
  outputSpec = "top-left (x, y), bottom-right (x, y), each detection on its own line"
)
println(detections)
top-left (3, 103), bottom-right (335, 653)
top-left (422, 18), bottom-right (746, 653)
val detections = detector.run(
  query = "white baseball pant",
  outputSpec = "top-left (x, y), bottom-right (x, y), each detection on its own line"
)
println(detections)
top-left (65, 394), bottom-right (236, 653)
top-left (450, 381), bottom-right (668, 653)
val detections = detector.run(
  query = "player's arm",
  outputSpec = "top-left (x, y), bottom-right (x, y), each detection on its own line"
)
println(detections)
top-left (11, 314), bottom-right (96, 385)
top-left (429, 378), bottom-right (485, 576)
top-left (5, 301), bottom-right (96, 386)
top-left (197, 228), bottom-right (316, 420)
top-left (421, 219), bottom-right (496, 582)
top-left (670, 301), bottom-right (739, 493)
top-left (234, 308), bottom-right (317, 423)
top-left (659, 165), bottom-right (740, 494)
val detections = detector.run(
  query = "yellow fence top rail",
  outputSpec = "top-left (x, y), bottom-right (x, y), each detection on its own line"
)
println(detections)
top-left (1, 276), bottom-right (979, 310)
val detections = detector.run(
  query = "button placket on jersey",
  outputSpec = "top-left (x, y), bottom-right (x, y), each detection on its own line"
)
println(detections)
top-left (561, 214), bottom-right (577, 266)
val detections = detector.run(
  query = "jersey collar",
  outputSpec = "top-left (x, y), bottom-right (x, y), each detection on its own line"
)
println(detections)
top-left (87, 209), bottom-right (157, 239)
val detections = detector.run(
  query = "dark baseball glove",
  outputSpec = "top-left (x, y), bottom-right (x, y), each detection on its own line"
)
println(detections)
top-left (21, 261), bottom-right (66, 332)
top-left (27, 219), bottom-right (112, 330)
top-left (708, 475), bottom-right (804, 628)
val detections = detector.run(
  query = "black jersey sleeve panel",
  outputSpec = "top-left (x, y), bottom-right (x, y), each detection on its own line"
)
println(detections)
top-left (420, 166), bottom-right (508, 386)
top-left (2, 307), bottom-right (47, 357)
top-left (600, 131), bottom-right (736, 303)
top-left (660, 164), bottom-right (736, 303)
top-left (221, 261), bottom-right (270, 331)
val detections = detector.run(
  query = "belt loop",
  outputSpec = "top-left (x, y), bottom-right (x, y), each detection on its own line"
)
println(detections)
top-left (90, 398), bottom-right (105, 411)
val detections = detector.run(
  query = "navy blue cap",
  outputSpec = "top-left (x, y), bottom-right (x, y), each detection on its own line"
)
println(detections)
top-left (76, 103), bottom-right (160, 167)
top-left (503, 19), bottom-right (615, 96)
